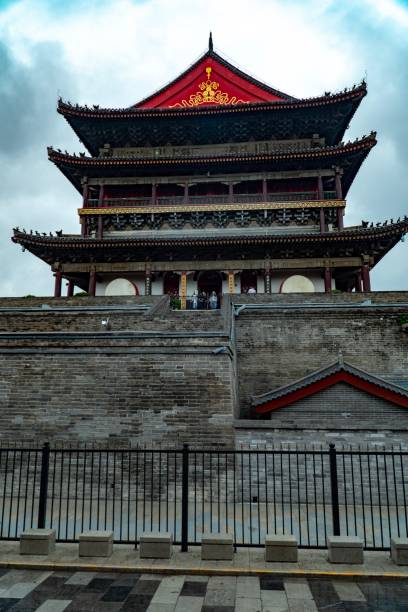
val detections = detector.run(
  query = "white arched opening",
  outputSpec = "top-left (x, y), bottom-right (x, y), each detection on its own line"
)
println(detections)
top-left (105, 278), bottom-right (139, 296)
top-left (280, 275), bottom-right (315, 293)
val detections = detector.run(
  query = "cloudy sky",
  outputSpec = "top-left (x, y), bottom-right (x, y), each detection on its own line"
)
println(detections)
top-left (0, 0), bottom-right (407, 296)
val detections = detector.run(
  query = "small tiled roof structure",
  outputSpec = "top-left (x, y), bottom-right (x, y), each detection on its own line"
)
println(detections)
top-left (252, 356), bottom-right (408, 414)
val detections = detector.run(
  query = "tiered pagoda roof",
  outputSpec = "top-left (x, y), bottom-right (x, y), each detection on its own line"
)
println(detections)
top-left (12, 217), bottom-right (408, 265)
top-left (47, 134), bottom-right (376, 195)
top-left (57, 44), bottom-right (367, 153)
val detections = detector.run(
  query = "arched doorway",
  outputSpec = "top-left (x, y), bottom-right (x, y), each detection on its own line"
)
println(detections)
top-left (240, 271), bottom-right (258, 294)
top-left (280, 275), bottom-right (315, 293)
top-left (163, 272), bottom-right (180, 295)
top-left (198, 271), bottom-right (222, 296)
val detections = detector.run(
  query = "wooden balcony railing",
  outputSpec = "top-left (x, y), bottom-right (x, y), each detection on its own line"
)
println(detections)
top-left (86, 191), bottom-right (337, 208)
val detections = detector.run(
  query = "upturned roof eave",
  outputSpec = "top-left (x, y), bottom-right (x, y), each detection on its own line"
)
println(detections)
top-left (251, 358), bottom-right (408, 409)
top-left (57, 82), bottom-right (366, 119)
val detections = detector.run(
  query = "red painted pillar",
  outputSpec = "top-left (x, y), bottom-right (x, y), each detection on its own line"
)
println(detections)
top-left (324, 266), bottom-right (332, 293)
top-left (82, 182), bottom-right (89, 208)
top-left (228, 182), bottom-right (234, 203)
top-left (97, 216), bottom-right (104, 239)
top-left (317, 175), bottom-right (324, 200)
top-left (67, 280), bottom-right (74, 297)
top-left (355, 271), bottom-right (362, 292)
top-left (361, 264), bottom-right (371, 292)
top-left (88, 270), bottom-right (96, 296)
top-left (320, 208), bottom-right (326, 233)
top-left (98, 184), bottom-right (105, 207)
top-left (262, 178), bottom-right (268, 201)
top-left (54, 271), bottom-right (62, 297)
top-left (337, 207), bottom-right (344, 229)
top-left (335, 170), bottom-right (343, 199)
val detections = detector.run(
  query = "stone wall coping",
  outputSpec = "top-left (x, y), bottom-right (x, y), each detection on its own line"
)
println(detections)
top-left (140, 532), bottom-right (172, 542)
top-left (327, 536), bottom-right (363, 548)
top-left (79, 531), bottom-right (113, 541)
top-left (391, 537), bottom-right (408, 549)
top-left (20, 529), bottom-right (55, 539)
top-left (202, 532), bottom-right (234, 544)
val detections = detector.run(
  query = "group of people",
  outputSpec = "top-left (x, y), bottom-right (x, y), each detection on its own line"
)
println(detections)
top-left (190, 290), bottom-right (219, 310)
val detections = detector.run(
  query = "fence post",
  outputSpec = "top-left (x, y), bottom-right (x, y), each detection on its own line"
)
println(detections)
top-left (37, 442), bottom-right (50, 529)
top-left (181, 443), bottom-right (189, 552)
top-left (329, 443), bottom-right (340, 536)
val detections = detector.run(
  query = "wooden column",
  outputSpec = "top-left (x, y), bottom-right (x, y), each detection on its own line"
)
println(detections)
top-left (152, 184), bottom-right (157, 206)
top-left (228, 182), bottom-right (234, 203)
top-left (98, 184), bottom-right (105, 207)
top-left (88, 269), bottom-right (96, 296)
top-left (264, 268), bottom-right (271, 294)
top-left (317, 175), bottom-right (324, 200)
top-left (335, 170), bottom-right (343, 199)
top-left (67, 280), bottom-right (74, 297)
top-left (97, 216), bottom-right (104, 239)
top-left (180, 272), bottom-right (187, 309)
top-left (355, 271), bottom-right (362, 292)
top-left (319, 208), bottom-right (326, 233)
top-left (337, 207), bottom-right (344, 229)
top-left (227, 271), bottom-right (235, 294)
top-left (145, 271), bottom-right (152, 295)
top-left (82, 182), bottom-right (89, 208)
top-left (81, 217), bottom-right (88, 238)
top-left (324, 266), bottom-right (332, 293)
top-left (361, 264), bottom-right (371, 292)
top-left (54, 271), bottom-right (62, 298)
top-left (262, 178), bottom-right (268, 201)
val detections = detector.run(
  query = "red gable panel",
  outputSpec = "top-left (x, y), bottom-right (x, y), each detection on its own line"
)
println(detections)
top-left (136, 54), bottom-right (289, 109)
top-left (254, 371), bottom-right (408, 415)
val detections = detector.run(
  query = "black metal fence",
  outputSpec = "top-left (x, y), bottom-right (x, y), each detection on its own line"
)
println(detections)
top-left (0, 443), bottom-right (407, 550)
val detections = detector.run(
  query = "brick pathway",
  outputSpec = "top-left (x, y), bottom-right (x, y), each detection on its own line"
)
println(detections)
top-left (0, 569), bottom-right (407, 611)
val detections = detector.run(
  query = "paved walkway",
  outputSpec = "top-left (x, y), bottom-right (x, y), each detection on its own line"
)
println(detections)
top-left (0, 542), bottom-right (407, 610)
top-left (0, 569), bottom-right (407, 611)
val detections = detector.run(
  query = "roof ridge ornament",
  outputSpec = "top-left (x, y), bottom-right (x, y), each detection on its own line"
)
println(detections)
top-left (209, 32), bottom-right (213, 52)
top-left (338, 350), bottom-right (344, 366)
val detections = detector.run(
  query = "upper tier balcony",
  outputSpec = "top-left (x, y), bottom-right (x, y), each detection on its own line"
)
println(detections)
top-left (86, 191), bottom-right (337, 209)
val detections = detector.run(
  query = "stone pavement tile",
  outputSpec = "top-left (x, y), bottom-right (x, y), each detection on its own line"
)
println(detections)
top-left (180, 579), bottom-right (207, 596)
top-left (235, 596), bottom-right (262, 612)
top-left (332, 581), bottom-right (366, 602)
top-left (64, 590), bottom-right (104, 611)
top-left (287, 599), bottom-right (317, 612)
top-left (201, 607), bottom-right (235, 612)
top-left (101, 584), bottom-right (133, 602)
top-left (0, 570), bottom-right (27, 588)
top-left (34, 600), bottom-right (71, 612)
top-left (185, 575), bottom-right (208, 583)
top-left (307, 578), bottom-right (340, 608)
top-left (284, 578), bottom-right (313, 600)
top-left (337, 604), bottom-right (371, 611)
top-left (121, 593), bottom-right (154, 611)
top-left (110, 572), bottom-right (141, 586)
top-left (260, 589), bottom-right (288, 612)
top-left (0, 580), bottom-right (47, 600)
top-left (132, 579), bottom-right (161, 595)
top-left (65, 571), bottom-right (96, 585)
top-left (0, 599), bottom-right (20, 611)
top-left (141, 574), bottom-right (166, 580)
top-left (260, 576), bottom-right (285, 590)
top-left (84, 577), bottom-right (116, 592)
top-left (146, 604), bottom-right (176, 612)
top-left (150, 578), bottom-right (185, 606)
top-left (204, 588), bottom-right (235, 607)
top-left (207, 576), bottom-right (237, 590)
top-left (31, 574), bottom-right (67, 593)
top-left (174, 595), bottom-right (204, 611)
top-left (236, 576), bottom-right (260, 599)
